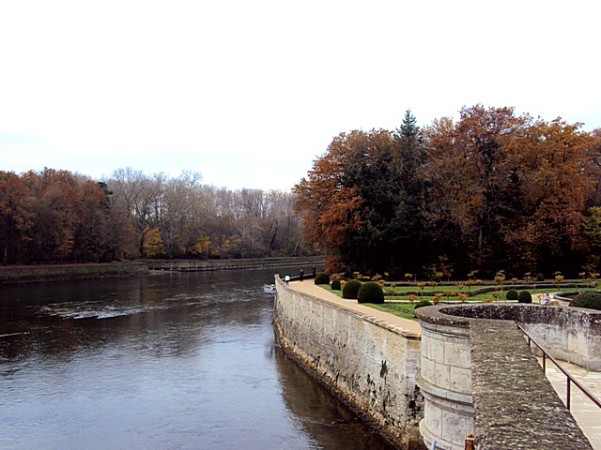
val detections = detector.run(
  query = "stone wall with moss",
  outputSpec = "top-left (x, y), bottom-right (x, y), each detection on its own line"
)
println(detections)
top-left (273, 276), bottom-right (423, 450)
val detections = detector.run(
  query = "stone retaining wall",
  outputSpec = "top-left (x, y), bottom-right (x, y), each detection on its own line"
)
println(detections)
top-left (147, 256), bottom-right (324, 272)
top-left (0, 262), bottom-right (148, 284)
top-left (273, 276), bottom-right (423, 449)
top-left (415, 304), bottom-right (595, 449)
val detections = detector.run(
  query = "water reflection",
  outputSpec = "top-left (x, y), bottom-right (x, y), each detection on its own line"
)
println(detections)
top-left (0, 269), bottom-right (395, 449)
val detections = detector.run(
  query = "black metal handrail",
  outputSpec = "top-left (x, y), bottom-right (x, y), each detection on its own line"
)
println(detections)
top-left (517, 324), bottom-right (601, 411)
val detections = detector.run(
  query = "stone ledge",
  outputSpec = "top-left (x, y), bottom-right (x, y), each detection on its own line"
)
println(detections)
top-left (283, 278), bottom-right (421, 340)
top-left (470, 319), bottom-right (592, 449)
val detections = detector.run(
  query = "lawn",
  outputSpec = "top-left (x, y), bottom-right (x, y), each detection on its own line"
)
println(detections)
top-left (364, 302), bottom-right (417, 320)
top-left (316, 282), bottom-right (598, 320)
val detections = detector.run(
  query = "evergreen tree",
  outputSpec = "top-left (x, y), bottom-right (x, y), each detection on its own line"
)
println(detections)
top-left (388, 110), bottom-right (430, 276)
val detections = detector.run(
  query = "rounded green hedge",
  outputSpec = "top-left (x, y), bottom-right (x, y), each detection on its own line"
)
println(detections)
top-left (357, 282), bottom-right (384, 304)
top-left (506, 289), bottom-right (518, 301)
top-left (331, 278), bottom-right (341, 290)
top-left (414, 300), bottom-right (433, 310)
top-left (518, 291), bottom-right (532, 304)
top-left (413, 300), bottom-right (433, 316)
top-left (570, 291), bottom-right (601, 310)
top-left (342, 279), bottom-right (362, 299)
top-left (314, 272), bottom-right (330, 285)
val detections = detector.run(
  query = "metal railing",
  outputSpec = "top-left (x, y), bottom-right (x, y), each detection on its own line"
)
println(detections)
top-left (517, 324), bottom-right (601, 411)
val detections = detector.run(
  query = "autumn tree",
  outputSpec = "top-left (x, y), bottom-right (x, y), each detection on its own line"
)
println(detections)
top-left (72, 180), bottom-right (113, 262)
top-left (0, 172), bottom-right (33, 264)
top-left (160, 171), bottom-right (204, 257)
top-left (22, 169), bottom-right (85, 262)
top-left (295, 123), bottom-right (427, 275)
top-left (503, 119), bottom-right (600, 273)
top-left (108, 168), bottom-right (164, 258)
top-left (294, 132), bottom-right (365, 272)
top-left (297, 105), bottom-right (599, 278)
top-left (422, 107), bottom-right (599, 276)
top-left (422, 106), bottom-right (528, 273)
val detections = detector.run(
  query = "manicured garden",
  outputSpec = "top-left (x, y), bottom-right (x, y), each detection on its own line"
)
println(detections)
top-left (312, 271), bottom-right (601, 320)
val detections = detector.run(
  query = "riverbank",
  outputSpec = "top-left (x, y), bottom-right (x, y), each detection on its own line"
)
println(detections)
top-left (0, 256), bottom-right (324, 285)
top-left (147, 256), bottom-right (324, 273)
top-left (0, 262), bottom-right (149, 284)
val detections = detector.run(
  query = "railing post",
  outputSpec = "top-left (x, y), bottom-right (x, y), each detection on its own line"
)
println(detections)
top-left (543, 353), bottom-right (546, 373)
top-left (465, 434), bottom-right (475, 450)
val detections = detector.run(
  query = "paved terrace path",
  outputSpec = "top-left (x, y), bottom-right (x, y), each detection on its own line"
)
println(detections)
top-left (288, 281), bottom-right (421, 335)
top-left (540, 359), bottom-right (601, 449)
top-left (288, 281), bottom-right (601, 448)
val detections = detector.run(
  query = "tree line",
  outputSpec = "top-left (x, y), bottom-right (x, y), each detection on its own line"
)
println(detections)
top-left (0, 167), bottom-right (311, 265)
top-left (294, 105), bottom-right (601, 279)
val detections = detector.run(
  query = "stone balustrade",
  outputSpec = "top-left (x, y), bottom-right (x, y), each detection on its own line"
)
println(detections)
top-left (415, 304), bottom-right (597, 449)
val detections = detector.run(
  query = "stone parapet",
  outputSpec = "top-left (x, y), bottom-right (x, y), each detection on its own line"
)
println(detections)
top-left (469, 319), bottom-right (592, 449)
top-left (415, 304), bottom-right (594, 450)
top-left (438, 303), bottom-right (601, 371)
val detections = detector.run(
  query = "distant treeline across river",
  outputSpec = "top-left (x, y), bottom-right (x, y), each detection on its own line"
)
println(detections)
top-left (0, 256), bottom-right (325, 285)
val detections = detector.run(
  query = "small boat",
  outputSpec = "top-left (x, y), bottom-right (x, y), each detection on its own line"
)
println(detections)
top-left (263, 284), bottom-right (276, 293)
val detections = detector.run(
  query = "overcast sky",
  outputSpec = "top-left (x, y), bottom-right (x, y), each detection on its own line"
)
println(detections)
top-left (1, 0), bottom-right (599, 191)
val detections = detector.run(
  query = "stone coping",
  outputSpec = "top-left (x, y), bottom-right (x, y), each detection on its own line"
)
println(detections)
top-left (470, 320), bottom-right (592, 449)
top-left (280, 276), bottom-right (421, 338)
top-left (415, 302), bottom-right (601, 327)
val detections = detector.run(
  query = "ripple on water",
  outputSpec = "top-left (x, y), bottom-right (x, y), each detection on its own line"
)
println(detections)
top-left (39, 302), bottom-right (145, 320)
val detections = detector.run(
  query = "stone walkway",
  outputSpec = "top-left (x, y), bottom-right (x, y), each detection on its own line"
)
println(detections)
top-left (287, 280), bottom-right (421, 335)
top-left (288, 281), bottom-right (601, 448)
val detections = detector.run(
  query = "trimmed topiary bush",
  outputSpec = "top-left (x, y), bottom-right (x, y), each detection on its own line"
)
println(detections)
top-left (506, 289), bottom-right (518, 301)
top-left (357, 282), bottom-right (384, 304)
top-left (314, 272), bottom-right (330, 285)
top-left (331, 278), bottom-right (341, 290)
top-left (518, 291), bottom-right (532, 304)
top-left (413, 300), bottom-right (433, 316)
top-left (570, 291), bottom-right (601, 310)
top-left (342, 279), bottom-right (362, 299)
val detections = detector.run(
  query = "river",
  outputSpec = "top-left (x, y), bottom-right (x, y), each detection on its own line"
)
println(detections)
top-left (0, 268), bottom-right (395, 449)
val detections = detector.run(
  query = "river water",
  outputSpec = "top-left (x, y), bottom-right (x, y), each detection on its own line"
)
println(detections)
top-left (0, 268), bottom-right (394, 450)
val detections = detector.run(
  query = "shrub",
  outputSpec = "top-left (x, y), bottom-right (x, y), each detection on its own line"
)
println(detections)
top-left (314, 272), bottom-right (330, 285)
top-left (342, 279), bottom-right (362, 299)
top-left (357, 282), bottom-right (385, 304)
top-left (331, 278), bottom-right (341, 290)
top-left (570, 292), bottom-right (601, 310)
top-left (414, 300), bottom-right (433, 310)
top-left (518, 291), bottom-right (532, 304)
top-left (536, 273), bottom-right (545, 282)
top-left (506, 289), bottom-right (518, 301)
top-left (413, 300), bottom-right (433, 317)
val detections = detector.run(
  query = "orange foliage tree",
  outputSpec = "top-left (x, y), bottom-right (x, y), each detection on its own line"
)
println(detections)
top-left (296, 106), bottom-right (600, 277)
